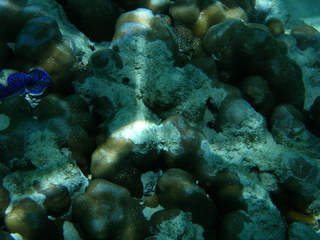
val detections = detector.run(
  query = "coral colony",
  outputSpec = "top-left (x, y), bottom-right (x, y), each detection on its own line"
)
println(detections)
top-left (0, 0), bottom-right (320, 240)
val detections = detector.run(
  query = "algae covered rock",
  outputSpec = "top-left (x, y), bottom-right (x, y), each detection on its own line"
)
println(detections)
top-left (142, 66), bottom-right (191, 111)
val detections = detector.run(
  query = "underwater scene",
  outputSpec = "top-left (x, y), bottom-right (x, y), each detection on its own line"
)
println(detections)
top-left (1, 0), bottom-right (320, 239)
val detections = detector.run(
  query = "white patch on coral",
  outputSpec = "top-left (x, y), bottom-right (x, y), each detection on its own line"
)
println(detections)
top-left (25, 129), bottom-right (73, 167)
top-left (142, 205), bottom-right (164, 221)
top-left (3, 129), bottom-right (88, 205)
top-left (151, 211), bottom-right (204, 240)
top-left (156, 121), bottom-right (183, 155)
top-left (141, 170), bottom-right (162, 196)
top-left (63, 221), bottom-right (82, 240)
top-left (109, 119), bottom-right (184, 156)
top-left (112, 120), bottom-right (157, 145)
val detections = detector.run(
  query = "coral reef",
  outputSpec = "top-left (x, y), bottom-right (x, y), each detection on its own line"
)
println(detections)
top-left (0, 0), bottom-right (320, 240)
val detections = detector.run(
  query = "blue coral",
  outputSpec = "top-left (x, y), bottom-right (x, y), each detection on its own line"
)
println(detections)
top-left (0, 69), bottom-right (51, 102)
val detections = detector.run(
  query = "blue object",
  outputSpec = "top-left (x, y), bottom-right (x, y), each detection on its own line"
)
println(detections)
top-left (27, 69), bottom-right (52, 95)
top-left (0, 69), bottom-right (52, 102)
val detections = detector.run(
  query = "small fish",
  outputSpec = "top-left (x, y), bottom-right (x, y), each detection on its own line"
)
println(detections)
top-left (0, 69), bottom-right (52, 106)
